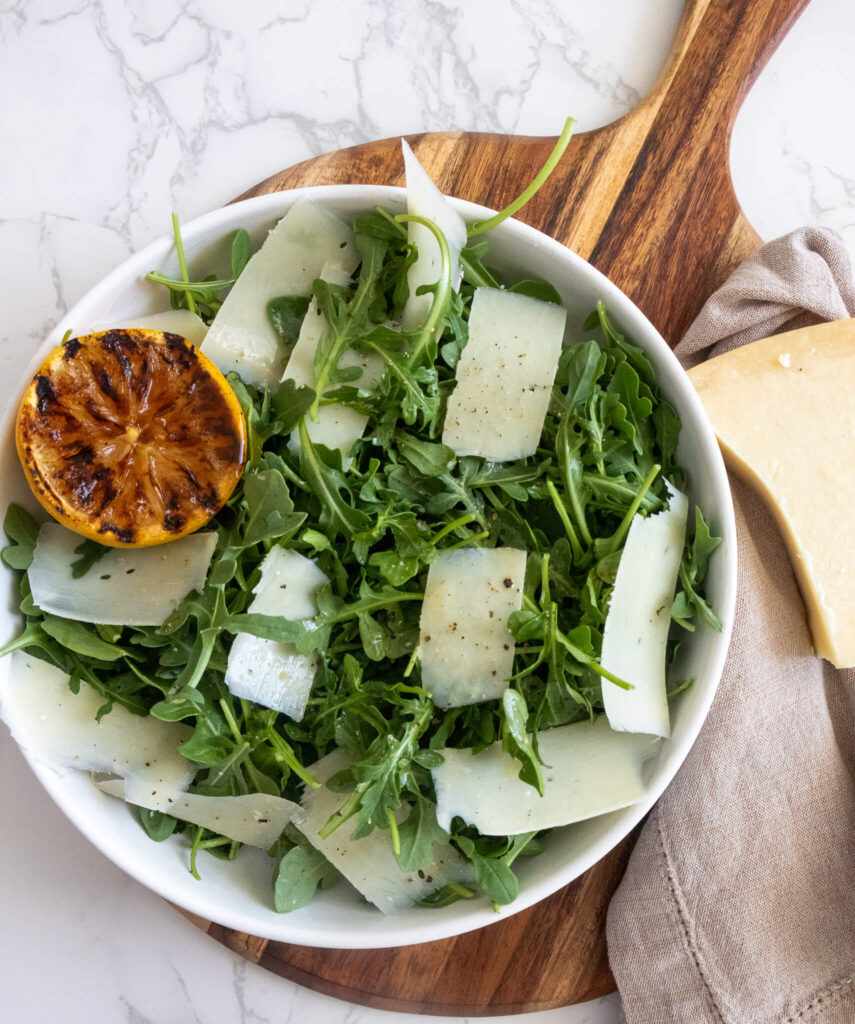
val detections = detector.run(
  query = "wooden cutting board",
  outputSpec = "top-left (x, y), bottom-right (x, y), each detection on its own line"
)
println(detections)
top-left (183, 0), bottom-right (809, 1014)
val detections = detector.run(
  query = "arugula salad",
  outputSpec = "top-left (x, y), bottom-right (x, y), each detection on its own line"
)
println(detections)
top-left (0, 125), bottom-right (720, 915)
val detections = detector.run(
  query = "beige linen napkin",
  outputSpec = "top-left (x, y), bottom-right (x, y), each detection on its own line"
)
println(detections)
top-left (606, 228), bottom-right (855, 1024)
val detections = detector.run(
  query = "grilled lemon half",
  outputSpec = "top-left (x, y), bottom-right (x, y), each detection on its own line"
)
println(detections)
top-left (16, 328), bottom-right (246, 547)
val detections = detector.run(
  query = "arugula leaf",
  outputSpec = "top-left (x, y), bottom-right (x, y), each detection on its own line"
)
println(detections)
top-left (394, 794), bottom-right (449, 872)
top-left (509, 278), bottom-right (562, 305)
top-left (68, 539), bottom-right (110, 579)
top-left (242, 470), bottom-right (305, 546)
top-left (274, 843), bottom-right (337, 913)
top-left (501, 688), bottom-right (545, 796)
top-left (40, 615), bottom-right (132, 663)
top-left (268, 295), bottom-right (311, 346)
top-left (2, 504), bottom-right (40, 570)
top-left (231, 229), bottom-right (252, 279)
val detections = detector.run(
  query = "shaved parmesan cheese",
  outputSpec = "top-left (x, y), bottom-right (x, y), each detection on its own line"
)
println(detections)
top-left (0, 653), bottom-right (194, 791)
top-left (282, 261), bottom-right (383, 459)
top-left (432, 716), bottom-right (658, 834)
top-left (28, 523), bottom-right (217, 627)
top-left (93, 310), bottom-right (208, 347)
top-left (419, 547), bottom-right (525, 707)
top-left (293, 749), bottom-right (472, 915)
top-left (601, 487), bottom-right (688, 737)
top-left (96, 776), bottom-right (298, 849)
top-left (400, 139), bottom-right (467, 330)
top-left (443, 288), bottom-right (566, 461)
top-left (202, 199), bottom-right (359, 389)
top-left (225, 546), bottom-right (327, 720)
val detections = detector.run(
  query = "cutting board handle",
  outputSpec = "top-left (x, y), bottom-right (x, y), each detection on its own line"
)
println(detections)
top-left (644, 0), bottom-right (807, 129)
top-left (575, 0), bottom-right (811, 340)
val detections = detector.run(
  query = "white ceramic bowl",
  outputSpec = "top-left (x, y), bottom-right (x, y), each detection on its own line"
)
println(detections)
top-left (0, 185), bottom-right (737, 948)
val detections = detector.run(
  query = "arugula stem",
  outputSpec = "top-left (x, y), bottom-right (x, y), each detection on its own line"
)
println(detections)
top-left (402, 644), bottom-right (420, 678)
top-left (545, 480), bottom-right (583, 561)
top-left (395, 213), bottom-right (452, 366)
top-left (266, 726), bottom-right (320, 788)
top-left (209, 740), bottom-right (251, 786)
top-left (443, 530), bottom-right (489, 551)
top-left (481, 486), bottom-right (504, 511)
top-left (386, 808), bottom-right (401, 855)
top-left (581, 473), bottom-right (662, 512)
top-left (218, 698), bottom-right (244, 744)
top-left (309, 247), bottom-right (386, 420)
top-left (318, 784), bottom-right (366, 839)
top-left (601, 463), bottom-right (660, 557)
top-left (375, 205), bottom-right (408, 237)
top-left (432, 512), bottom-right (478, 543)
top-left (541, 552), bottom-right (551, 607)
top-left (189, 826), bottom-right (204, 880)
top-left (171, 212), bottom-right (197, 315)
top-left (459, 248), bottom-right (500, 288)
top-left (553, 631), bottom-right (632, 689)
top-left (466, 117), bottom-right (576, 237)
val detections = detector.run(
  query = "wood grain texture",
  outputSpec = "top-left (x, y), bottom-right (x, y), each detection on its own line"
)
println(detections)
top-left (192, 0), bottom-right (809, 1015)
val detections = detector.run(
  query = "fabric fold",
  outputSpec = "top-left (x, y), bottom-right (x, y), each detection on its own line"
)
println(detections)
top-left (607, 228), bottom-right (855, 1024)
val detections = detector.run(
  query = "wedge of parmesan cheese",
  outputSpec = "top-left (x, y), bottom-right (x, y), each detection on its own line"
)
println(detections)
top-left (689, 320), bottom-right (855, 666)
top-left (400, 139), bottom-right (467, 331)
top-left (202, 199), bottom-right (359, 389)
top-left (600, 486), bottom-right (688, 737)
top-left (224, 546), bottom-right (327, 720)
top-left (0, 653), bottom-right (195, 791)
top-left (96, 776), bottom-right (298, 849)
top-left (282, 261), bottom-right (383, 460)
top-left (293, 749), bottom-right (472, 915)
top-left (442, 288), bottom-right (566, 460)
top-left (432, 716), bottom-right (658, 834)
top-left (419, 547), bottom-right (525, 707)
top-left (28, 523), bottom-right (217, 627)
top-left (92, 310), bottom-right (208, 347)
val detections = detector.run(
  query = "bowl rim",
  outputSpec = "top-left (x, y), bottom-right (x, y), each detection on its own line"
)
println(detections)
top-left (1, 182), bottom-right (737, 948)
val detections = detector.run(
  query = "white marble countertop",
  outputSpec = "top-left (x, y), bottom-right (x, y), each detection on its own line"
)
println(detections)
top-left (1, 1), bottom-right (853, 1022)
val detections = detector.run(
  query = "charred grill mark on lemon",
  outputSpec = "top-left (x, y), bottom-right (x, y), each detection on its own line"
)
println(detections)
top-left (16, 328), bottom-right (246, 547)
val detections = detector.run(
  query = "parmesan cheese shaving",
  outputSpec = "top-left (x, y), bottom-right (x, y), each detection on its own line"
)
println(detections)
top-left (224, 546), bottom-right (327, 720)
top-left (442, 288), bottom-right (566, 460)
top-left (400, 139), bottom-right (467, 331)
top-left (600, 486), bottom-right (688, 737)
top-left (96, 776), bottom-right (298, 849)
top-left (202, 199), bottom-right (359, 388)
top-left (432, 716), bottom-right (658, 834)
top-left (0, 653), bottom-right (195, 791)
top-left (28, 523), bottom-right (217, 627)
top-left (419, 547), bottom-right (526, 707)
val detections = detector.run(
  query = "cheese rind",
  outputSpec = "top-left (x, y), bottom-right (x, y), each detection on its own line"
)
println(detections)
top-left (601, 486), bottom-right (688, 737)
top-left (442, 288), bottom-right (566, 460)
top-left (431, 716), bottom-right (659, 834)
top-left (419, 547), bottom-right (525, 707)
top-left (224, 546), bottom-right (327, 720)
top-left (688, 320), bottom-right (855, 668)
top-left (202, 200), bottom-right (359, 388)
top-left (28, 523), bottom-right (217, 627)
